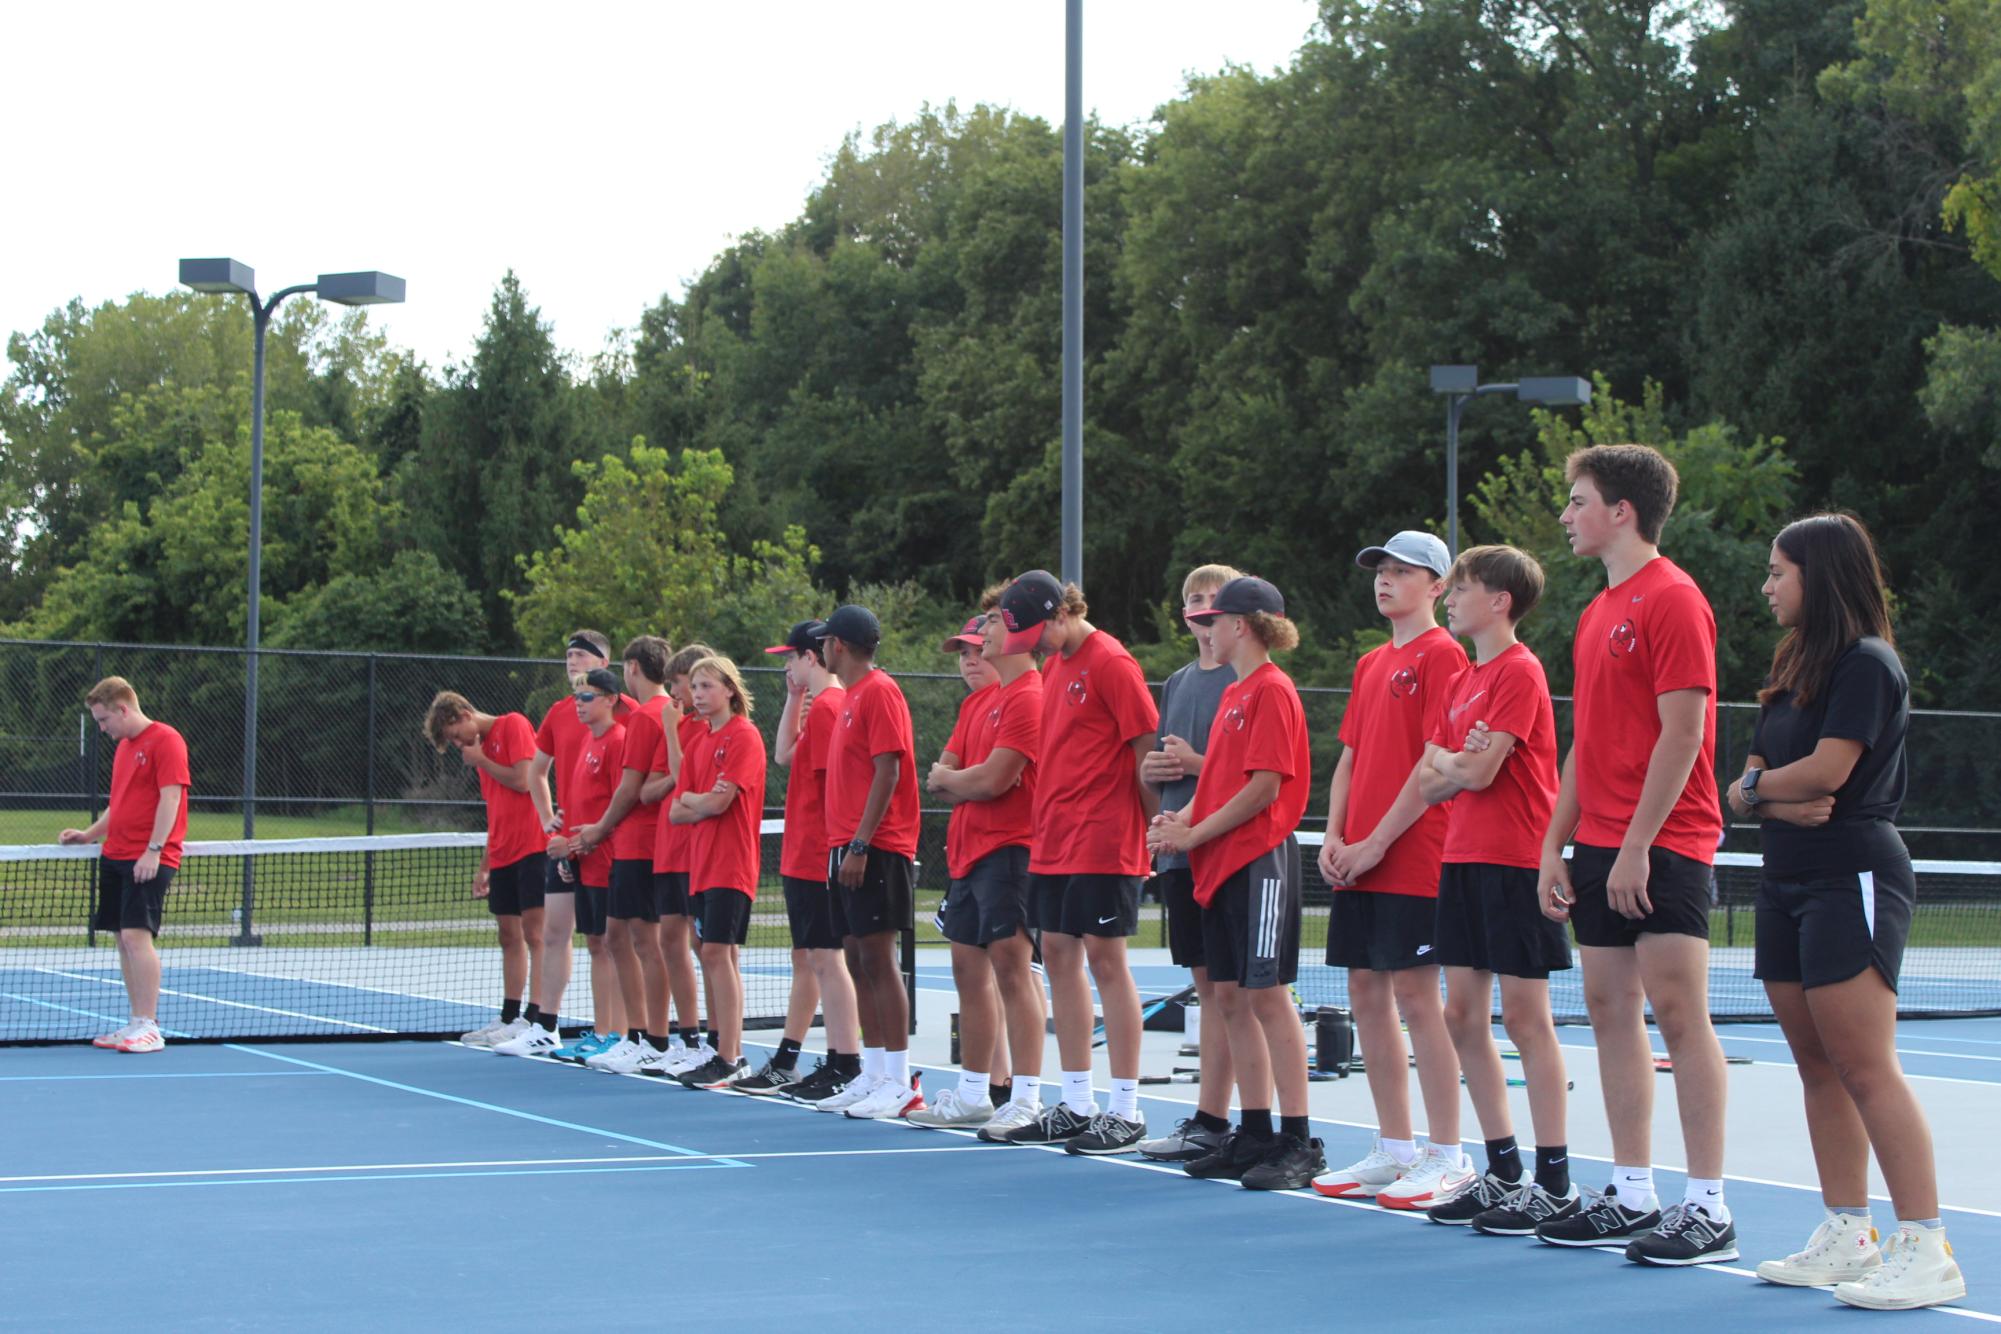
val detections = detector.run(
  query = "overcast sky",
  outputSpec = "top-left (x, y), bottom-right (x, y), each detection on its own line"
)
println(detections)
top-left (5, 1), bottom-right (1322, 373)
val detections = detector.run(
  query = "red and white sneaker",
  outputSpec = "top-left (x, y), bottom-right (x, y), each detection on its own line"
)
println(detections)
top-left (1378, 1146), bottom-right (1476, 1210)
top-left (113, 1021), bottom-right (165, 1054)
top-left (842, 1071), bottom-right (926, 1120)
top-left (1312, 1137), bottom-right (1408, 1198)
top-left (93, 1019), bottom-right (139, 1049)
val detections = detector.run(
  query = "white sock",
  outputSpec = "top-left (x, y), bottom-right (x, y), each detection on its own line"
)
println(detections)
top-left (863, 1046), bottom-right (885, 1081)
top-left (1011, 1074), bottom-right (1042, 1108)
top-left (1108, 1077), bottom-right (1139, 1120)
top-left (1614, 1165), bottom-right (1658, 1211)
top-left (1061, 1069), bottom-right (1096, 1115)
top-left (1382, 1137), bottom-right (1418, 1166)
top-left (1423, 1140), bottom-right (1465, 1170)
top-left (958, 1069), bottom-right (991, 1105)
top-left (1683, 1177), bottom-right (1727, 1221)
top-left (886, 1048), bottom-right (910, 1086)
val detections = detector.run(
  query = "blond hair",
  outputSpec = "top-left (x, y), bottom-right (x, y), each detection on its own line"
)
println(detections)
top-left (1182, 564), bottom-right (1244, 600)
top-left (423, 690), bottom-right (475, 752)
top-left (978, 580), bottom-right (1010, 612)
top-left (1243, 611), bottom-right (1301, 652)
top-left (688, 654), bottom-right (754, 717)
top-left (85, 676), bottom-right (139, 710)
top-left (665, 642), bottom-right (715, 681)
top-left (1058, 582), bottom-right (1088, 619)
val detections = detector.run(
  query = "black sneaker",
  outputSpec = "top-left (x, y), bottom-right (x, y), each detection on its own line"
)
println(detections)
top-left (1184, 1131), bottom-right (1266, 1181)
top-left (1241, 1135), bottom-right (1327, 1192)
top-left (1064, 1110), bottom-right (1146, 1156)
top-left (1002, 1102), bottom-right (1095, 1145)
top-left (734, 1058), bottom-right (803, 1096)
top-left (1536, 1187), bottom-right (1662, 1247)
top-left (1474, 1181), bottom-right (1581, 1236)
top-left (1139, 1117), bottom-right (1230, 1163)
top-left (786, 1063), bottom-right (850, 1103)
top-left (1426, 1170), bottom-right (1521, 1225)
top-left (675, 1054), bottom-right (736, 1089)
top-left (1625, 1203), bottom-right (1740, 1266)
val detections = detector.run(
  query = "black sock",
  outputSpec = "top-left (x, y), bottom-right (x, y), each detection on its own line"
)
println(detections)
top-left (523, 1004), bottom-right (541, 1024)
top-left (702, 1025), bottom-right (715, 1049)
top-left (645, 1031), bottom-right (669, 1052)
top-left (1194, 1109), bottom-right (1230, 1135)
top-left (536, 1012), bottom-right (558, 1033)
top-left (774, 1038), bottom-right (801, 1071)
top-left (500, 998), bottom-right (521, 1024)
top-left (1487, 1135), bottom-right (1523, 1183)
top-left (989, 1081), bottom-right (1011, 1108)
top-left (834, 1051), bottom-right (862, 1075)
top-left (627, 1027), bottom-right (643, 1043)
top-left (1281, 1115), bottom-right (1311, 1141)
top-left (1535, 1145), bottom-right (1570, 1196)
top-left (1239, 1108), bottom-right (1274, 1140)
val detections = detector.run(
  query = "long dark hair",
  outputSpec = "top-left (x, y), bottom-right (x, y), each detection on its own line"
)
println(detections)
top-left (1759, 513), bottom-right (1894, 708)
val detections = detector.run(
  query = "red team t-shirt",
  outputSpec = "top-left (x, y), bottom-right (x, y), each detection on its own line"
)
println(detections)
top-left (1571, 556), bottom-right (1722, 863)
top-left (1428, 643), bottom-right (1559, 870)
top-left (612, 695), bottom-right (670, 862)
top-left (536, 691), bottom-right (636, 815)
top-left (563, 723), bottom-right (626, 888)
top-left (1338, 626), bottom-right (1469, 896)
top-left (780, 685), bottom-right (844, 881)
top-left (945, 670), bottom-right (1043, 880)
top-left (479, 712), bottom-right (544, 868)
top-left (1032, 631), bottom-right (1160, 877)
top-left (651, 712), bottom-right (709, 874)
top-left (682, 714), bottom-right (768, 899)
top-left (105, 721), bottom-right (192, 866)
top-left (824, 670), bottom-right (920, 859)
top-left (1187, 662), bottom-right (1311, 905)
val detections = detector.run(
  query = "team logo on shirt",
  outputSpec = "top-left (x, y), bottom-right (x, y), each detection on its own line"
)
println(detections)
top-left (584, 751), bottom-right (603, 773)
top-left (986, 705), bottom-right (1003, 730)
top-left (843, 706), bottom-right (856, 728)
top-left (1388, 667), bottom-right (1418, 699)
top-left (713, 742), bottom-right (729, 765)
top-left (1066, 671), bottom-right (1088, 706)
top-left (1609, 621), bottom-right (1638, 658)
top-left (1222, 704), bottom-right (1248, 732)
top-left (135, 752), bottom-right (149, 767)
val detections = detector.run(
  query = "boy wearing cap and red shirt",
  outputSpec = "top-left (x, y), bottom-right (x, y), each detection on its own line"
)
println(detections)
top-left (997, 570), bottom-right (1159, 1155)
top-left (1149, 577), bottom-right (1323, 1190)
top-left (814, 604), bottom-right (929, 1121)
top-left (61, 676), bottom-right (190, 1054)
top-left (1313, 531), bottom-right (1470, 1205)
top-left (642, 642), bottom-right (721, 1075)
top-left (1534, 444), bottom-right (1734, 1265)
top-left (915, 613), bottom-right (1047, 1134)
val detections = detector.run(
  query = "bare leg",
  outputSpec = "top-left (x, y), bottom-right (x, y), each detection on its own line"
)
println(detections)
top-left (521, 905), bottom-right (546, 1014)
top-left (537, 893), bottom-right (577, 1018)
top-left (1085, 935), bottom-right (1143, 1082)
top-left (605, 918), bottom-right (645, 1032)
top-left (857, 930), bottom-right (907, 1050)
top-left (1042, 932), bottom-right (1093, 1071)
top-left (952, 941), bottom-right (998, 1075)
top-left (1498, 975), bottom-right (1567, 1150)
top-left (1444, 966), bottom-right (1511, 1142)
top-left (1250, 984), bottom-right (1310, 1118)
top-left (783, 947), bottom-right (821, 1042)
top-left (1805, 970), bottom-right (1940, 1219)
top-left (632, 919), bottom-right (666, 1034)
top-left (845, 937), bottom-right (882, 1049)
top-left (1393, 965), bottom-right (1460, 1146)
top-left (120, 928), bottom-right (160, 1021)
top-left (496, 914), bottom-right (528, 1006)
top-left (1767, 980), bottom-right (1871, 1207)
top-left (1214, 979), bottom-right (1266, 1113)
top-left (1349, 968), bottom-right (1411, 1139)
top-left (700, 941), bottom-right (743, 1060)
top-left (1191, 966), bottom-right (1238, 1120)
top-left (586, 931), bottom-right (624, 1034)
top-left (810, 948), bottom-right (860, 1053)
top-left (660, 915), bottom-right (700, 1033)
top-left (989, 929), bottom-right (1045, 1079)
top-left (1579, 944), bottom-right (1652, 1169)
top-left (1636, 933), bottom-right (1725, 1179)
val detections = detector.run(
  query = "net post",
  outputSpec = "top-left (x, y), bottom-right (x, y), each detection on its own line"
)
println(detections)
top-left (363, 655), bottom-right (377, 946)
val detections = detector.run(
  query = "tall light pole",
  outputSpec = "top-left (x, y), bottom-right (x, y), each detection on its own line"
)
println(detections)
top-left (178, 259), bottom-right (405, 944)
top-left (1059, 0), bottom-right (1083, 587)
top-left (1429, 365), bottom-right (1591, 557)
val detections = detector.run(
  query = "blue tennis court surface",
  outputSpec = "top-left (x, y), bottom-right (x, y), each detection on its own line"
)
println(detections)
top-left (6, 1037), bottom-right (1998, 1331)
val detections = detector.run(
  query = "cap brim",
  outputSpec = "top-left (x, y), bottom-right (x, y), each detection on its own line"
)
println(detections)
top-left (1000, 624), bottom-right (1043, 655)
top-left (1355, 546), bottom-right (1391, 569)
top-left (940, 635), bottom-right (984, 652)
top-left (762, 644), bottom-right (794, 655)
top-left (1184, 608), bottom-right (1225, 622)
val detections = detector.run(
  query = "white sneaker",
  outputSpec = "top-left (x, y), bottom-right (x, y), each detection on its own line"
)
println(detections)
top-left (844, 1078), bottom-right (921, 1120)
top-left (1378, 1146), bottom-right (1477, 1211)
top-left (1757, 1213), bottom-right (1882, 1287)
top-left (907, 1087), bottom-right (991, 1128)
top-left (113, 1020), bottom-right (165, 1054)
top-left (816, 1073), bottom-right (884, 1113)
top-left (586, 1037), bottom-right (648, 1073)
top-left (663, 1044), bottom-right (712, 1077)
top-left (633, 1044), bottom-right (678, 1077)
top-left (460, 1018), bottom-right (507, 1047)
top-left (492, 1024), bottom-right (562, 1057)
top-left (1835, 1224), bottom-right (1967, 1310)
top-left (977, 1099), bottom-right (1042, 1143)
top-left (1311, 1137), bottom-right (1408, 1198)
top-left (93, 1019), bottom-right (140, 1049)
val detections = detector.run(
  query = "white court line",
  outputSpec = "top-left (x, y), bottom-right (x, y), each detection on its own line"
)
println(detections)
top-left (1552, 1039), bottom-right (2001, 1087)
top-left (1715, 1032), bottom-right (2001, 1064)
top-left (34, 966), bottom-right (389, 1033)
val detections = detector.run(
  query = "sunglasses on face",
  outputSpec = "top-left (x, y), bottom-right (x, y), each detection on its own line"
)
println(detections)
top-left (573, 691), bottom-right (601, 703)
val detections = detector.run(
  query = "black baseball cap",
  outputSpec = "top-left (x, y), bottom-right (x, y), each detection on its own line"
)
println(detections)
top-left (1184, 576), bottom-right (1285, 621)
top-left (997, 570), bottom-right (1064, 654)
top-left (764, 619), bottom-right (828, 656)
top-left (940, 615), bottom-right (987, 652)
top-left (579, 667), bottom-right (622, 696)
top-left (819, 605), bottom-right (881, 653)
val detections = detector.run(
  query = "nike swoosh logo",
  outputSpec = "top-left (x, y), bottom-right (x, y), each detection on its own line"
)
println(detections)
top-left (1447, 689), bottom-right (1488, 721)
top-left (1549, 1157), bottom-right (1565, 1165)
top-left (1415, 944), bottom-right (1432, 955)
top-left (1097, 915), bottom-right (1118, 925)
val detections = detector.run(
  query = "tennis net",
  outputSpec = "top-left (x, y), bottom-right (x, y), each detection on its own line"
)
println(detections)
top-left (0, 826), bottom-right (818, 1045)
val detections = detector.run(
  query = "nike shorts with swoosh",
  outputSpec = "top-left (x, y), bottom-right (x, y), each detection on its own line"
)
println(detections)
top-left (1325, 887), bottom-right (1437, 971)
top-left (1202, 836), bottom-right (1302, 990)
top-left (1029, 873), bottom-right (1141, 938)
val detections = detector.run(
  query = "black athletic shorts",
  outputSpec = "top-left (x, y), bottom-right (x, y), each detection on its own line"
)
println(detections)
top-left (941, 846), bottom-right (1032, 947)
top-left (574, 879), bottom-right (610, 937)
top-left (1433, 862), bottom-right (1574, 979)
top-left (1030, 872), bottom-right (1142, 938)
top-left (1568, 843), bottom-right (1712, 947)
top-left (783, 874), bottom-right (841, 951)
top-left (1755, 861), bottom-right (1914, 992)
top-left (1326, 888), bottom-right (1436, 971)
top-left (693, 886), bottom-right (752, 947)
top-left (486, 852), bottom-right (547, 916)
top-left (92, 858), bottom-right (175, 936)
top-left (828, 846), bottom-right (915, 939)
top-left (1153, 866), bottom-right (1204, 968)
top-left (608, 858), bottom-right (657, 922)
top-left (653, 870), bottom-right (692, 919)
top-left (544, 855), bottom-right (571, 901)
top-left (1201, 837), bottom-right (1302, 990)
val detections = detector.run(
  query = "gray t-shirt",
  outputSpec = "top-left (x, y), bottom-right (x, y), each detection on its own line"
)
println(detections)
top-left (1153, 659), bottom-right (1236, 870)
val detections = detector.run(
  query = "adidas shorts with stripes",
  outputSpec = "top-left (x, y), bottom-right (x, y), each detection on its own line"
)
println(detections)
top-left (1201, 834), bottom-right (1302, 990)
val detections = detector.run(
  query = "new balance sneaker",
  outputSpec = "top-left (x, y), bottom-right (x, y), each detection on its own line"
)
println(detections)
top-left (93, 1019), bottom-right (140, 1049)
top-left (1377, 1146), bottom-right (1477, 1211)
top-left (1426, 1170), bottom-right (1521, 1225)
top-left (786, 1063), bottom-right (852, 1104)
top-left (977, 1100), bottom-right (1043, 1143)
top-left (1312, 1138), bottom-right (1408, 1199)
top-left (1184, 1132), bottom-right (1266, 1181)
top-left (552, 1031), bottom-right (615, 1063)
top-left (734, 1058), bottom-right (805, 1096)
top-left (492, 1024), bottom-right (563, 1057)
top-left (1473, 1181), bottom-right (1581, 1236)
top-left (815, 1073), bottom-right (884, 1113)
top-left (907, 1087), bottom-right (992, 1128)
top-left (585, 1037), bottom-right (648, 1074)
top-left (1241, 1135), bottom-right (1327, 1192)
top-left (1757, 1213), bottom-right (1883, 1287)
top-left (687, 1055), bottom-right (751, 1091)
top-left (112, 1020), bottom-right (165, 1054)
top-left (1002, 1102), bottom-right (1095, 1145)
top-left (1834, 1224), bottom-right (1966, 1310)
top-left (1626, 1202), bottom-right (1740, 1266)
top-left (1536, 1186), bottom-right (1662, 1247)
top-left (459, 1018), bottom-right (508, 1048)
top-left (843, 1078), bottom-right (925, 1120)
top-left (1138, 1117), bottom-right (1229, 1163)
top-left (1064, 1110), bottom-right (1146, 1156)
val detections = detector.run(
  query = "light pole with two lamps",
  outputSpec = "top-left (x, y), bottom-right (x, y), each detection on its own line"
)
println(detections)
top-left (1428, 364), bottom-right (1591, 559)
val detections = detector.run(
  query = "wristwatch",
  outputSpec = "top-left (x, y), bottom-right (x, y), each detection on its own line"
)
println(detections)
top-left (1739, 768), bottom-right (1764, 807)
top-left (846, 838), bottom-right (869, 858)
top-left (146, 842), bottom-right (164, 852)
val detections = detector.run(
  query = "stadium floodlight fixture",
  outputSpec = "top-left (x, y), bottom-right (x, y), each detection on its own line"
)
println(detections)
top-left (1429, 364), bottom-right (1592, 556)
top-left (178, 257), bottom-right (405, 944)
